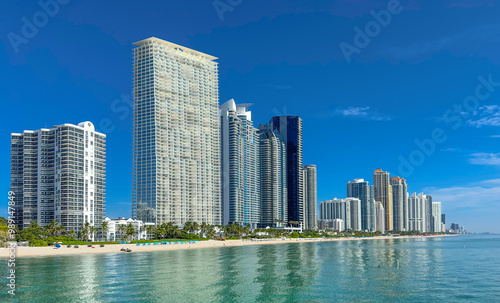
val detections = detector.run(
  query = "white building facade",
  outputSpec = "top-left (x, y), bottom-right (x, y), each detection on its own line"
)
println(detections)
top-left (132, 37), bottom-right (221, 225)
top-left (11, 122), bottom-right (106, 234)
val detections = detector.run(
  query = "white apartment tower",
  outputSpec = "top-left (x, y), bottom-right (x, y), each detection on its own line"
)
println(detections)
top-left (11, 122), bottom-right (106, 233)
top-left (132, 37), bottom-right (221, 225)
top-left (220, 99), bottom-right (260, 228)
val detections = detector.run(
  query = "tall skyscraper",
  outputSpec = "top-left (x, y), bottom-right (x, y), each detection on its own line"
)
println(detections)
top-left (303, 164), bottom-right (317, 230)
top-left (432, 202), bottom-right (442, 233)
top-left (269, 116), bottom-right (303, 225)
top-left (11, 122), bottom-right (106, 235)
top-left (390, 176), bottom-right (407, 231)
top-left (258, 125), bottom-right (287, 228)
top-left (347, 179), bottom-right (372, 231)
top-left (425, 194), bottom-right (433, 233)
top-left (373, 169), bottom-right (393, 231)
top-left (220, 99), bottom-right (259, 228)
top-left (132, 37), bottom-right (221, 225)
top-left (408, 192), bottom-right (430, 232)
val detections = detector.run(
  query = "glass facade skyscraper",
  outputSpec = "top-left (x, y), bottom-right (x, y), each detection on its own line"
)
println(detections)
top-left (257, 125), bottom-right (287, 228)
top-left (11, 122), bottom-right (106, 235)
top-left (220, 99), bottom-right (259, 228)
top-left (303, 164), bottom-right (317, 230)
top-left (347, 179), bottom-right (373, 231)
top-left (132, 37), bottom-right (221, 225)
top-left (269, 116), bottom-right (303, 225)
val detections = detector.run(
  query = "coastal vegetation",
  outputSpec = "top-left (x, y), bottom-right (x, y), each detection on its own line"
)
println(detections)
top-left (7, 218), bottom-right (450, 247)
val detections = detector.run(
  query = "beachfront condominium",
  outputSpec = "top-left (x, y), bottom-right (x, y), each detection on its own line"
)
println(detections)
top-left (408, 192), bottom-right (431, 232)
top-left (269, 116), bottom-right (303, 226)
top-left (132, 37), bottom-right (221, 225)
top-left (11, 122), bottom-right (106, 234)
top-left (319, 198), bottom-right (361, 231)
top-left (390, 177), bottom-right (408, 231)
top-left (257, 125), bottom-right (288, 228)
top-left (431, 202), bottom-right (442, 233)
top-left (220, 99), bottom-right (260, 228)
top-left (373, 169), bottom-right (393, 231)
top-left (303, 165), bottom-right (317, 230)
top-left (374, 201), bottom-right (385, 234)
top-left (347, 179), bottom-right (375, 231)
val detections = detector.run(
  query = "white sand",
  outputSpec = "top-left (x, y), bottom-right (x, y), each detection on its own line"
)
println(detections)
top-left (0, 235), bottom-right (452, 258)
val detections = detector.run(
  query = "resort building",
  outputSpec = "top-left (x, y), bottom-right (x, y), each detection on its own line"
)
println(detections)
top-left (103, 217), bottom-right (155, 241)
top-left (373, 169), bottom-right (393, 231)
top-left (269, 116), bottom-right (303, 225)
top-left (303, 165), bottom-right (318, 230)
top-left (220, 99), bottom-right (260, 228)
top-left (132, 37), bottom-right (221, 226)
top-left (318, 219), bottom-right (344, 231)
top-left (11, 122), bottom-right (106, 235)
top-left (257, 125), bottom-right (287, 228)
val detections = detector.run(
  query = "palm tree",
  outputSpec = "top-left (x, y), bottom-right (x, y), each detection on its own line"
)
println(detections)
top-left (45, 220), bottom-right (58, 236)
top-left (145, 225), bottom-right (156, 240)
top-left (80, 222), bottom-right (91, 241)
top-left (183, 221), bottom-right (193, 233)
top-left (200, 222), bottom-right (209, 237)
top-left (100, 221), bottom-right (109, 241)
top-left (55, 225), bottom-right (66, 236)
top-left (192, 222), bottom-right (199, 235)
top-left (125, 223), bottom-right (136, 241)
top-left (171, 225), bottom-right (182, 239)
top-left (117, 224), bottom-right (127, 241)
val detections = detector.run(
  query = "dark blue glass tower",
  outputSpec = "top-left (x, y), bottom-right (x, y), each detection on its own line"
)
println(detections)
top-left (270, 116), bottom-right (303, 225)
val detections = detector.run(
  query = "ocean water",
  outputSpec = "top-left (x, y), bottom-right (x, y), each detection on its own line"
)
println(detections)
top-left (1, 235), bottom-right (499, 302)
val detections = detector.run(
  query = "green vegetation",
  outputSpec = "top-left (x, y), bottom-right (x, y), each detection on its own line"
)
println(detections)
top-left (8, 217), bottom-right (448, 247)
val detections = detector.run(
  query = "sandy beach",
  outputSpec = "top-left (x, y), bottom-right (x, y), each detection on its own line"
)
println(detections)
top-left (0, 235), bottom-right (452, 258)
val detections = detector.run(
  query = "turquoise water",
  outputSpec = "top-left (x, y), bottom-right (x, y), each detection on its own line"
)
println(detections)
top-left (1, 235), bottom-right (499, 302)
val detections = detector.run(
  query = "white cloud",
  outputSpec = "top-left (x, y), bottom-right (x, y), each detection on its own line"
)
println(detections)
top-left (469, 105), bottom-right (500, 127)
top-left (424, 179), bottom-right (500, 211)
top-left (331, 106), bottom-right (391, 121)
top-left (469, 153), bottom-right (500, 166)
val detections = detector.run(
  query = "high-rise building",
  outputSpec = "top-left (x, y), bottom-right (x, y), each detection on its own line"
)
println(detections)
top-left (425, 194), bottom-right (433, 233)
top-left (408, 192), bottom-right (431, 232)
top-left (220, 99), bottom-right (260, 228)
top-left (390, 176), bottom-right (407, 231)
top-left (347, 179), bottom-right (372, 231)
top-left (258, 125), bottom-right (287, 228)
top-left (349, 198), bottom-right (362, 231)
top-left (269, 116), bottom-right (303, 225)
top-left (432, 202), bottom-right (442, 233)
top-left (132, 37), bottom-right (221, 225)
top-left (11, 122), bottom-right (106, 236)
top-left (441, 213), bottom-right (446, 230)
top-left (319, 198), bottom-right (361, 231)
top-left (303, 164), bottom-right (317, 230)
top-left (373, 169), bottom-right (393, 231)
top-left (374, 201), bottom-right (385, 234)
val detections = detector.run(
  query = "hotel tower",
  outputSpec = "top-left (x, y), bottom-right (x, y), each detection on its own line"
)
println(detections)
top-left (132, 37), bottom-right (221, 225)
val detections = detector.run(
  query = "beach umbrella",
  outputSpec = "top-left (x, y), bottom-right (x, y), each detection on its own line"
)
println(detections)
top-left (55, 244), bottom-right (61, 248)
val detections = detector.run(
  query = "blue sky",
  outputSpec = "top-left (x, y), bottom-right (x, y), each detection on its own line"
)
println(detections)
top-left (1, 0), bottom-right (500, 232)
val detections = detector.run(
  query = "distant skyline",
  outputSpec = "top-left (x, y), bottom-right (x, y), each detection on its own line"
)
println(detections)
top-left (2, 0), bottom-right (500, 232)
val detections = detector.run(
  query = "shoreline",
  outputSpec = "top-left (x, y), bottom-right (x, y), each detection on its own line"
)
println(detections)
top-left (0, 235), bottom-right (454, 258)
